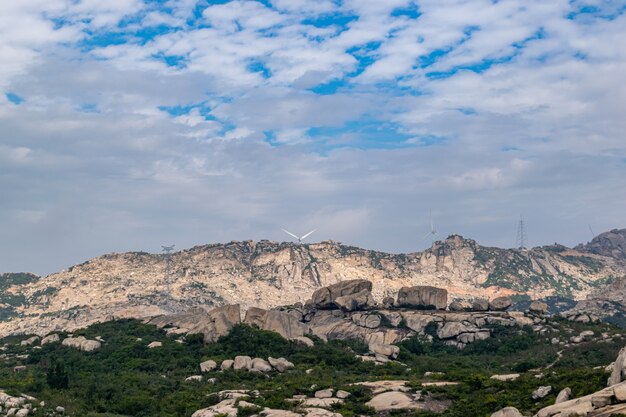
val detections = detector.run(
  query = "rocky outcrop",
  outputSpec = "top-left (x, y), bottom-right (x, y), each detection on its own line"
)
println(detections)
top-left (308, 279), bottom-right (374, 311)
top-left (146, 304), bottom-right (241, 343)
top-left (2, 232), bottom-right (624, 338)
top-left (576, 229), bottom-right (626, 260)
top-left (244, 308), bottom-right (306, 339)
top-left (396, 286), bottom-right (447, 310)
top-left (534, 381), bottom-right (626, 417)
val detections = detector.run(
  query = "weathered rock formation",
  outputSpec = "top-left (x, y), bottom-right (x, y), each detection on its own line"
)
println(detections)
top-left (396, 286), bottom-right (448, 309)
top-left (1, 231), bottom-right (625, 337)
top-left (307, 279), bottom-right (374, 311)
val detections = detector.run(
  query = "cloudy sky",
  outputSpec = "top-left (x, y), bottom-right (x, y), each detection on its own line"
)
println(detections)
top-left (1, 0), bottom-right (625, 275)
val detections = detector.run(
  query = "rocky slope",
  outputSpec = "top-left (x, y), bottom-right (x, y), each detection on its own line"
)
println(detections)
top-left (1, 230), bottom-right (625, 337)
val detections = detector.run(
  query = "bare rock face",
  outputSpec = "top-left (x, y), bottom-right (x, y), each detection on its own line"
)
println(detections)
top-left (244, 308), bottom-right (306, 339)
top-left (309, 279), bottom-right (374, 311)
top-left (489, 297), bottom-right (512, 311)
top-left (396, 286), bottom-right (447, 310)
top-left (1, 233), bottom-right (625, 338)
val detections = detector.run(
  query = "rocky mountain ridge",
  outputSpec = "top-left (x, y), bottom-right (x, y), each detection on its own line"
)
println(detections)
top-left (0, 229), bottom-right (625, 337)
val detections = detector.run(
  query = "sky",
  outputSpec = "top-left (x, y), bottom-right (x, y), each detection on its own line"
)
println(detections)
top-left (1, 0), bottom-right (625, 275)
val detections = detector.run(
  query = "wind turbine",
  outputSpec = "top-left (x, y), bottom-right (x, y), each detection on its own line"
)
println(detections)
top-left (423, 210), bottom-right (437, 245)
top-left (588, 224), bottom-right (596, 239)
top-left (282, 229), bottom-right (316, 244)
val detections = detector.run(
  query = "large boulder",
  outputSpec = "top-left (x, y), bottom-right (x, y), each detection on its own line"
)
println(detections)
top-left (365, 392), bottom-right (421, 411)
top-left (268, 357), bottom-right (294, 372)
top-left (62, 336), bottom-right (101, 352)
top-left (472, 299), bottom-right (489, 311)
top-left (490, 407), bottom-right (523, 417)
top-left (251, 358), bottom-right (272, 373)
top-left (609, 345), bottom-right (626, 386)
top-left (233, 356), bottom-right (252, 370)
top-left (308, 279), bottom-right (374, 310)
top-left (489, 297), bottom-right (512, 311)
top-left (448, 300), bottom-right (472, 311)
top-left (334, 289), bottom-right (375, 312)
top-left (369, 342), bottom-right (400, 359)
top-left (396, 286), bottom-right (447, 310)
top-left (529, 300), bottom-right (549, 315)
top-left (200, 360), bottom-right (217, 373)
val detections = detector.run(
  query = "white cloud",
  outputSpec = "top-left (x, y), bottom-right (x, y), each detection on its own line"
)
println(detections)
top-left (0, 0), bottom-right (625, 274)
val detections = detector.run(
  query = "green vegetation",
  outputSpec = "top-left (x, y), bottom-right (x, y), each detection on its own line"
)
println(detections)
top-left (0, 318), bottom-right (623, 417)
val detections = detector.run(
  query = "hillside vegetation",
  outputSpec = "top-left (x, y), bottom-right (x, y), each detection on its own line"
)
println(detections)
top-left (0, 317), bottom-right (623, 417)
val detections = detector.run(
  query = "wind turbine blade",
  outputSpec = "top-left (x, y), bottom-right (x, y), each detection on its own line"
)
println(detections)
top-left (281, 229), bottom-right (300, 240)
top-left (301, 229), bottom-right (316, 240)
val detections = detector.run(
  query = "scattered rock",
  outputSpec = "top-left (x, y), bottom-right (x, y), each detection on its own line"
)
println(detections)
top-left (251, 358), bottom-right (272, 373)
top-left (233, 356), bottom-right (252, 370)
top-left (314, 389), bottom-right (334, 399)
top-left (369, 342), bottom-right (399, 359)
top-left (490, 407), bottom-right (523, 417)
top-left (200, 360), bottom-right (217, 373)
top-left (221, 359), bottom-right (234, 370)
top-left (555, 387), bottom-right (572, 404)
top-left (20, 336), bottom-right (39, 346)
top-left (185, 375), bottom-right (203, 382)
top-left (366, 392), bottom-right (422, 411)
top-left (335, 390), bottom-right (350, 399)
top-left (532, 386), bottom-right (553, 400)
top-left (268, 357), bottom-right (294, 372)
top-left (147, 341), bottom-right (162, 348)
top-left (41, 334), bottom-right (60, 345)
top-left (490, 374), bottom-right (520, 382)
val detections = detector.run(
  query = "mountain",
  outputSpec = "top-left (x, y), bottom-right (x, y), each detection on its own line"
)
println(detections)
top-left (1, 231), bottom-right (625, 337)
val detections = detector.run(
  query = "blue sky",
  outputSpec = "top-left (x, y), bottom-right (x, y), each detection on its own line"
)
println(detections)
top-left (0, 0), bottom-right (625, 274)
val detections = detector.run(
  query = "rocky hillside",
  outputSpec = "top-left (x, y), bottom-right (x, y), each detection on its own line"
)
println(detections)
top-left (1, 231), bottom-right (625, 337)
top-left (575, 228), bottom-right (626, 260)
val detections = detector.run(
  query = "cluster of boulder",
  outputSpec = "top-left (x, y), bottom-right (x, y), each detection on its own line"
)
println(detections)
top-left (200, 356), bottom-right (294, 374)
top-left (191, 390), bottom-right (342, 417)
top-left (146, 279), bottom-right (555, 362)
top-left (17, 333), bottom-right (101, 352)
top-left (0, 391), bottom-right (65, 417)
top-left (490, 342), bottom-right (626, 417)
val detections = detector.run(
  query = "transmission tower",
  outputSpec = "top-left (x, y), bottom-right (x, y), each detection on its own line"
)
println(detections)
top-left (161, 245), bottom-right (175, 280)
top-left (515, 216), bottom-right (528, 249)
